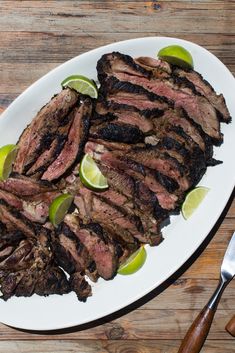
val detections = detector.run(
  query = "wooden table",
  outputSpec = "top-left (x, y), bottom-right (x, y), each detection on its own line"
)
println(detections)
top-left (0, 1), bottom-right (234, 352)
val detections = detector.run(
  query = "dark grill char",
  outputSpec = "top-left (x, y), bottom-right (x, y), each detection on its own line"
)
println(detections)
top-left (14, 88), bottom-right (79, 174)
top-left (41, 97), bottom-right (92, 181)
top-left (90, 121), bottom-right (145, 144)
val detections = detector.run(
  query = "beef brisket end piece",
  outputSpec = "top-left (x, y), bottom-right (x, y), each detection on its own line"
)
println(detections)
top-left (14, 88), bottom-right (78, 174)
top-left (64, 214), bottom-right (118, 280)
top-left (42, 97), bottom-right (92, 181)
top-left (97, 52), bottom-right (151, 84)
top-left (69, 272), bottom-right (92, 302)
top-left (173, 67), bottom-right (231, 123)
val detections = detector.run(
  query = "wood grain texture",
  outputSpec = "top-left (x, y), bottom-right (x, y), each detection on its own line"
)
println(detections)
top-left (0, 1), bottom-right (234, 352)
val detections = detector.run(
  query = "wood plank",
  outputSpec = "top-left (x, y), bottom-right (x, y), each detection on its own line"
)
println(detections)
top-left (1, 1), bottom-right (234, 35)
top-left (0, 309), bottom-right (233, 340)
top-left (0, 339), bottom-right (235, 353)
top-left (0, 32), bottom-right (234, 68)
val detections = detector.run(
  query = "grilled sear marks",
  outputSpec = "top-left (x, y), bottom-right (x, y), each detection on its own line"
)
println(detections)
top-left (42, 97), bottom-right (92, 181)
top-left (14, 88), bottom-right (78, 174)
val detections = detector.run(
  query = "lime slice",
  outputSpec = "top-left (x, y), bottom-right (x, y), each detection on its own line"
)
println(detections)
top-left (118, 246), bottom-right (147, 275)
top-left (157, 45), bottom-right (194, 70)
top-left (61, 75), bottom-right (98, 98)
top-left (182, 186), bottom-right (210, 220)
top-left (49, 193), bottom-right (74, 227)
top-left (0, 144), bottom-right (18, 181)
top-left (79, 154), bottom-right (108, 190)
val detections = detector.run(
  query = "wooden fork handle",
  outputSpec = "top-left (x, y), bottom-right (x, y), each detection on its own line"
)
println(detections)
top-left (226, 315), bottom-right (235, 337)
top-left (178, 306), bottom-right (216, 353)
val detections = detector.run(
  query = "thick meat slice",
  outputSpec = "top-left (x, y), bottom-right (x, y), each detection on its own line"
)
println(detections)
top-left (112, 72), bottom-right (222, 143)
top-left (14, 88), bottom-right (78, 173)
top-left (52, 223), bottom-right (98, 282)
top-left (85, 141), bottom-right (179, 211)
top-left (100, 77), bottom-right (170, 111)
top-left (173, 67), bottom-right (231, 122)
top-left (64, 214), bottom-right (118, 280)
top-left (95, 100), bottom-right (154, 133)
top-left (42, 98), bottom-right (92, 181)
top-left (26, 109), bottom-right (75, 177)
top-left (0, 174), bottom-right (54, 196)
top-left (0, 201), bottom-right (35, 238)
top-left (134, 56), bottom-right (172, 78)
top-left (97, 52), bottom-right (151, 83)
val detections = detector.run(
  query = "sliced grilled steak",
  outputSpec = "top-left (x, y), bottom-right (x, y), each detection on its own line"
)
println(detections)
top-left (0, 174), bottom-right (54, 196)
top-left (95, 100), bottom-right (154, 133)
top-left (42, 98), bottom-right (92, 181)
top-left (14, 88), bottom-right (78, 174)
top-left (97, 52), bottom-right (151, 83)
top-left (135, 56), bottom-right (172, 78)
top-left (64, 214), bottom-right (118, 280)
top-left (110, 73), bottom-right (222, 143)
top-left (173, 67), bottom-right (231, 122)
top-left (34, 266), bottom-right (70, 296)
top-left (85, 141), bottom-right (179, 211)
top-left (26, 109), bottom-right (75, 177)
top-left (100, 77), bottom-right (170, 111)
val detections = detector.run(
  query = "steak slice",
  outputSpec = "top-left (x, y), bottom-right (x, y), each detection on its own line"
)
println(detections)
top-left (42, 97), bottom-right (92, 181)
top-left (0, 174), bottom-right (54, 196)
top-left (14, 88), bottom-right (78, 174)
top-left (97, 51), bottom-right (151, 83)
top-left (52, 223), bottom-right (98, 282)
top-left (134, 56), bottom-right (172, 78)
top-left (26, 109), bottom-right (75, 177)
top-left (173, 67), bottom-right (231, 122)
top-left (111, 72), bottom-right (222, 144)
top-left (95, 100), bottom-right (154, 133)
top-left (100, 77), bottom-right (170, 111)
top-left (85, 141), bottom-right (179, 211)
top-left (64, 214), bottom-right (118, 280)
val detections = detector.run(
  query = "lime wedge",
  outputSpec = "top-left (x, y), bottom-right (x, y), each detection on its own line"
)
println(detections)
top-left (61, 75), bottom-right (98, 98)
top-left (0, 144), bottom-right (18, 181)
top-left (182, 186), bottom-right (210, 220)
top-left (49, 193), bottom-right (74, 227)
top-left (157, 45), bottom-right (194, 70)
top-left (79, 154), bottom-right (108, 190)
top-left (118, 246), bottom-right (147, 275)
